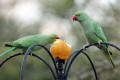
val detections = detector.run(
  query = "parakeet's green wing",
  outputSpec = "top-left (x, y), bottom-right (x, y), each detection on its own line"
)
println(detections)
top-left (92, 21), bottom-right (109, 52)
top-left (93, 21), bottom-right (108, 42)
top-left (92, 21), bottom-right (115, 68)
top-left (11, 34), bottom-right (56, 50)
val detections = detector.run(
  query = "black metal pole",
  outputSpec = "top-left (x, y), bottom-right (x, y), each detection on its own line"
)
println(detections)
top-left (0, 53), bottom-right (24, 67)
top-left (57, 59), bottom-right (65, 80)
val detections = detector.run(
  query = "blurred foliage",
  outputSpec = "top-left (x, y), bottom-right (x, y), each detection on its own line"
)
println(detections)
top-left (41, 0), bottom-right (74, 17)
top-left (0, 0), bottom-right (120, 80)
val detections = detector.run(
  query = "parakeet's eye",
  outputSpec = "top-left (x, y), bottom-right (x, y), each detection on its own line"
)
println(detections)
top-left (76, 14), bottom-right (80, 16)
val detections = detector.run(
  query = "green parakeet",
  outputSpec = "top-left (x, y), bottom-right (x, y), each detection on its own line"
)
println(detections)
top-left (0, 34), bottom-right (60, 57)
top-left (72, 11), bottom-right (115, 68)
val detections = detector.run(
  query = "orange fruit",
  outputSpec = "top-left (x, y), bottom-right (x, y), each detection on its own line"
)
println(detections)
top-left (50, 39), bottom-right (72, 60)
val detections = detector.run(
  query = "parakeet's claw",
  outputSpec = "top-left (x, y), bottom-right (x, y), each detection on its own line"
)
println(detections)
top-left (98, 40), bottom-right (103, 45)
top-left (29, 53), bottom-right (32, 56)
top-left (82, 44), bottom-right (88, 50)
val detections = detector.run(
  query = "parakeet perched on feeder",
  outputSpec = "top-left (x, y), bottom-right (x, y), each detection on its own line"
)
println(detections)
top-left (0, 34), bottom-right (60, 57)
top-left (72, 11), bottom-right (115, 68)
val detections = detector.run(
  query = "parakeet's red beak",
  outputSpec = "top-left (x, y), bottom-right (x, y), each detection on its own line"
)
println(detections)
top-left (72, 15), bottom-right (77, 21)
top-left (56, 36), bottom-right (60, 39)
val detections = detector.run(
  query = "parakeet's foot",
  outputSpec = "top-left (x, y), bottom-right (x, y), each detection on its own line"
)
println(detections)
top-left (29, 53), bottom-right (32, 56)
top-left (82, 44), bottom-right (89, 50)
top-left (98, 40), bottom-right (103, 45)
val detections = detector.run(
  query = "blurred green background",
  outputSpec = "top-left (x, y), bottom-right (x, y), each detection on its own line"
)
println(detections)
top-left (0, 0), bottom-right (120, 80)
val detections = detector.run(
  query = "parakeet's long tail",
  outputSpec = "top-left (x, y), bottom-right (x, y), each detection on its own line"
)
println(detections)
top-left (0, 47), bottom-right (16, 57)
top-left (104, 51), bottom-right (115, 68)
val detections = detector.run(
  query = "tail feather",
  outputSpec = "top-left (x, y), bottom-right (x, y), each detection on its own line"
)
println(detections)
top-left (104, 51), bottom-right (115, 68)
top-left (0, 47), bottom-right (16, 57)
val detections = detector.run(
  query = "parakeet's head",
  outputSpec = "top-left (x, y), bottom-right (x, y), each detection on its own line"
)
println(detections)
top-left (49, 34), bottom-right (60, 40)
top-left (72, 11), bottom-right (89, 22)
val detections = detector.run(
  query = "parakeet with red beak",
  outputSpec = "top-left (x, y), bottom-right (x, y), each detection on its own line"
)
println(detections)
top-left (0, 34), bottom-right (59, 57)
top-left (72, 11), bottom-right (115, 68)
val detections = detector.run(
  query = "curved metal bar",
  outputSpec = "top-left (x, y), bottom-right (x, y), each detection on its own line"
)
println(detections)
top-left (30, 53), bottom-right (57, 80)
top-left (0, 53), bottom-right (23, 67)
top-left (64, 50), bottom-right (80, 73)
top-left (64, 42), bottom-right (120, 80)
top-left (0, 53), bottom-right (57, 80)
top-left (21, 44), bottom-right (57, 80)
top-left (100, 42), bottom-right (120, 51)
top-left (80, 42), bottom-right (120, 51)
top-left (65, 51), bottom-right (98, 80)
top-left (82, 52), bottom-right (98, 80)
top-left (64, 42), bottom-right (120, 73)
top-left (64, 50), bottom-right (81, 78)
